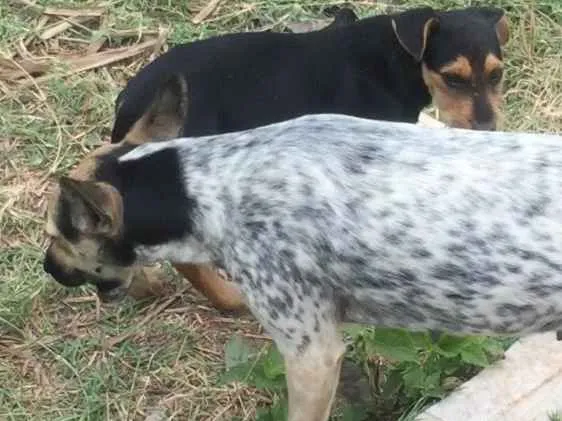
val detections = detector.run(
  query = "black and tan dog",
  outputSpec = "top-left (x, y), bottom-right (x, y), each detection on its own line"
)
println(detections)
top-left (112, 5), bottom-right (509, 147)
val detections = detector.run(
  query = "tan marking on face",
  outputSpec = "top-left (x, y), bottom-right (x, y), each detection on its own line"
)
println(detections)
top-left (484, 53), bottom-right (503, 76)
top-left (439, 56), bottom-right (473, 80)
top-left (484, 53), bottom-right (504, 129)
top-left (422, 64), bottom-right (474, 129)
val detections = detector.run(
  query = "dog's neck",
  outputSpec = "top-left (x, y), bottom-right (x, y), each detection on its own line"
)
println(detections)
top-left (94, 143), bottom-right (214, 264)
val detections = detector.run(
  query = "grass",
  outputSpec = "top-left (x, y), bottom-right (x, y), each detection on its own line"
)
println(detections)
top-left (0, 0), bottom-right (561, 420)
top-left (550, 412), bottom-right (562, 421)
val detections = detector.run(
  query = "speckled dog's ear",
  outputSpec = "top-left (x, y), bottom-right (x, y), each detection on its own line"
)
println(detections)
top-left (58, 177), bottom-right (123, 236)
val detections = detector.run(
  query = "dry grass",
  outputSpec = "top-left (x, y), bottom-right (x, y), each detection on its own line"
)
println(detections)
top-left (0, 0), bottom-right (560, 420)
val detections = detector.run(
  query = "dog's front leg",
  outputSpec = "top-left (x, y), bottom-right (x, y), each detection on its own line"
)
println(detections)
top-left (285, 334), bottom-right (346, 421)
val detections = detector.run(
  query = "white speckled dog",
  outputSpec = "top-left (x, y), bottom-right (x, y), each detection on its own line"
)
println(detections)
top-left (43, 113), bottom-right (562, 420)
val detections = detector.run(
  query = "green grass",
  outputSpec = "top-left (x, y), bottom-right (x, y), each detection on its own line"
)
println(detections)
top-left (0, 0), bottom-right (561, 420)
top-left (550, 412), bottom-right (562, 421)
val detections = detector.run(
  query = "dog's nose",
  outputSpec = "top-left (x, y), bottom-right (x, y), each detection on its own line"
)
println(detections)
top-left (473, 120), bottom-right (496, 131)
top-left (43, 255), bottom-right (57, 277)
top-left (43, 254), bottom-right (86, 287)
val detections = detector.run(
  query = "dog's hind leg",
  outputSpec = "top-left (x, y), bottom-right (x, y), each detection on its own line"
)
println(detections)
top-left (285, 332), bottom-right (346, 421)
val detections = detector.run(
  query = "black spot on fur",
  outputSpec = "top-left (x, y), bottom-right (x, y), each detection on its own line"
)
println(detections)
top-left (268, 296), bottom-right (289, 317)
top-left (298, 335), bottom-right (311, 353)
top-left (384, 232), bottom-right (402, 245)
top-left (505, 263), bottom-right (521, 274)
top-left (412, 247), bottom-right (432, 259)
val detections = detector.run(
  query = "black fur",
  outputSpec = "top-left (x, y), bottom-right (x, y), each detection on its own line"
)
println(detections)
top-left (94, 145), bottom-right (194, 247)
top-left (111, 6), bottom-right (506, 143)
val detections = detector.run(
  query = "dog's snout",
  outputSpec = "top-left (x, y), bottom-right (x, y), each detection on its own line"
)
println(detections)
top-left (43, 253), bottom-right (86, 287)
top-left (43, 254), bottom-right (62, 279)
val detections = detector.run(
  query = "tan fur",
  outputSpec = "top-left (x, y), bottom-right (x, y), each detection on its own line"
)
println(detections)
top-left (124, 112), bottom-right (183, 145)
top-left (121, 74), bottom-right (189, 145)
top-left (285, 334), bottom-right (346, 421)
top-left (484, 53), bottom-right (502, 76)
top-left (173, 263), bottom-right (247, 311)
top-left (422, 63), bottom-right (474, 129)
top-left (440, 56), bottom-right (473, 80)
top-left (496, 14), bottom-right (509, 46)
top-left (420, 18), bottom-right (437, 59)
top-left (484, 53), bottom-right (505, 129)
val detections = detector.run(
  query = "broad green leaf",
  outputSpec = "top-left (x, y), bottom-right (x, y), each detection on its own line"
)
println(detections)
top-left (218, 363), bottom-right (256, 385)
top-left (435, 334), bottom-right (469, 357)
top-left (410, 331), bottom-right (432, 350)
top-left (422, 370), bottom-right (442, 395)
top-left (253, 369), bottom-right (287, 391)
top-left (224, 334), bottom-right (252, 370)
top-left (263, 346), bottom-right (285, 379)
top-left (343, 324), bottom-right (369, 339)
top-left (341, 404), bottom-right (370, 421)
top-left (402, 364), bottom-right (425, 393)
top-left (460, 343), bottom-right (490, 367)
top-left (381, 367), bottom-right (405, 400)
top-left (369, 328), bottom-right (419, 362)
top-left (480, 337), bottom-right (508, 360)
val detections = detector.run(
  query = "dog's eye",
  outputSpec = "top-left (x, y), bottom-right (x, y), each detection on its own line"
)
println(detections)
top-left (442, 73), bottom-right (470, 89)
top-left (488, 68), bottom-right (503, 85)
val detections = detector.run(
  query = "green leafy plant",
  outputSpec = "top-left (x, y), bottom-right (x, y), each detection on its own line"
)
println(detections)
top-left (220, 329), bottom-right (513, 420)
top-left (345, 326), bottom-right (513, 417)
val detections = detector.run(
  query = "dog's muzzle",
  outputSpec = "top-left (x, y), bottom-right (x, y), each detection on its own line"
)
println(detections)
top-left (43, 254), bottom-right (128, 302)
top-left (43, 254), bottom-right (88, 287)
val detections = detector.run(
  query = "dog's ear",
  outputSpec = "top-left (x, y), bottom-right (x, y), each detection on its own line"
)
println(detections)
top-left (332, 8), bottom-right (358, 26)
top-left (122, 74), bottom-right (189, 145)
top-left (392, 7), bottom-right (438, 62)
top-left (58, 177), bottom-right (123, 236)
top-left (471, 7), bottom-right (509, 46)
top-left (145, 74), bottom-right (189, 136)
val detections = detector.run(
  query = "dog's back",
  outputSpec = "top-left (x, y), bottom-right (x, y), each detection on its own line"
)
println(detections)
top-left (111, 13), bottom-right (426, 142)
top-left (124, 114), bottom-right (562, 337)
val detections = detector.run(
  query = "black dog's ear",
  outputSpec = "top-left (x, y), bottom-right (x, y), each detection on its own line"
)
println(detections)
top-left (145, 74), bottom-right (189, 133)
top-left (332, 8), bottom-right (358, 26)
top-left (59, 177), bottom-right (123, 236)
top-left (392, 7), bottom-right (438, 62)
top-left (471, 7), bottom-right (509, 46)
top-left (119, 74), bottom-right (189, 145)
